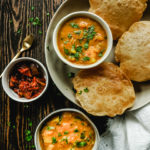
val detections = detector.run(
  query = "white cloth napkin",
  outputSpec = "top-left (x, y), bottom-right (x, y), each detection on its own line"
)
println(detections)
top-left (99, 104), bottom-right (150, 150)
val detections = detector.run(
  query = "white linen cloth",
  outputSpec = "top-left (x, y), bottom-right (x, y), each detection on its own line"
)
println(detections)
top-left (99, 104), bottom-right (150, 150)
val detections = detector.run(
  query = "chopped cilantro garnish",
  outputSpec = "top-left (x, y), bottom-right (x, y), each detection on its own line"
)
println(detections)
top-left (84, 88), bottom-right (89, 93)
top-left (25, 130), bottom-right (32, 142)
top-left (47, 45), bottom-right (50, 51)
top-left (57, 114), bottom-right (62, 125)
top-left (83, 56), bottom-right (90, 61)
top-left (17, 29), bottom-right (21, 34)
top-left (52, 137), bottom-right (57, 144)
top-left (68, 33), bottom-right (72, 39)
top-left (74, 30), bottom-right (81, 35)
top-left (29, 17), bottom-right (34, 22)
top-left (64, 41), bottom-right (69, 44)
top-left (25, 135), bottom-right (32, 142)
top-left (74, 129), bottom-right (79, 133)
top-left (25, 130), bottom-right (31, 135)
top-left (80, 132), bottom-right (85, 139)
top-left (64, 131), bottom-right (69, 135)
top-left (29, 121), bottom-right (32, 127)
top-left (72, 44), bottom-right (75, 50)
top-left (38, 30), bottom-right (42, 34)
top-left (67, 72), bottom-right (75, 78)
top-left (78, 91), bottom-right (82, 95)
top-left (47, 126), bottom-right (55, 130)
top-left (99, 49), bottom-right (105, 57)
top-left (62, 138), bottom-right (68, 144)
top-left (76, 141), bottom-right (87, 147)
top-left (32, 17), bottom-right (41, 26)
top-left (84, 42), bottom-right (89, 50)
top-left (74, 52), bottom-right (80, 60)
top-left (58, 133), bottom-right (62, 137)
top-left (47, 12), bottom-right (50, 16)
top-left (64, 48), bottom-right (70, 55)
top-left (31, 6), bottom-right (34, 11)
top-left (76, 46), bottom-right (82, 53)
top-left (70, 23), bottom-right (79, 28)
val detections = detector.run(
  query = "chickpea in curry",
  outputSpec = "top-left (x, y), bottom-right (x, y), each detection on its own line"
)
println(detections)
top-left (40, 112), bottom-right (95, 150)
top-left (57, 17), bottom-right (107, 65)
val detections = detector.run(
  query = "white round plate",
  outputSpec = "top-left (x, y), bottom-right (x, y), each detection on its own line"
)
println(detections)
top-left (45, 0), bottom-right (150, 111)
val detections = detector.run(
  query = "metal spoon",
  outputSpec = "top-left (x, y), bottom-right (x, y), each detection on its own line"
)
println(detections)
top-left (0, 34), bottom-right (34, 78)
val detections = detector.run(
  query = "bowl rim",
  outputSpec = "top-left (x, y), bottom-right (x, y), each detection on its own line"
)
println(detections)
top-left (53, 11), bottom-right (113, 69)
top-left (1, 57), bottom-right (49, 103)
top-left (34, 108), bottom-right (100, 150)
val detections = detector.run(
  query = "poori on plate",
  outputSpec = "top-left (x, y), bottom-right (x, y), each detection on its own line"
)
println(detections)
top-left (115, 21), bottom-right (150, 82)
top-left (72, 62), bottom-right (135, 117)
top-left (89, 0), bottom-right (147, 40)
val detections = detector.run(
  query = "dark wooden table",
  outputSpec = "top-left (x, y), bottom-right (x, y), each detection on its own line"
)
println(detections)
top-left (0, 0), bottom-right (107, 149)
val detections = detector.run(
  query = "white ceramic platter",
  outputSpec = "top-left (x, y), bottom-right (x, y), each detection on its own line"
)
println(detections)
top-left (45, 0), bottom-right (150, 111)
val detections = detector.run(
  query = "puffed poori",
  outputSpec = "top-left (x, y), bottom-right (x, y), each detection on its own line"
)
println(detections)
top-left (115, 21), bottom-right (150, 82)
top-left (72, 62), bottom-right (135, 117)
top-left (89, 0), bottom-right (147, 40)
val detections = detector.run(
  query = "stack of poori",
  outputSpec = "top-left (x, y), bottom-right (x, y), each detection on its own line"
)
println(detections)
top-left (72, 0), bottom-right (150, 117)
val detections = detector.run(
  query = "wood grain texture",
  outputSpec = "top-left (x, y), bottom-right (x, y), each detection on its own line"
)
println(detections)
top-left (0, 0), bottom-right (107, 149)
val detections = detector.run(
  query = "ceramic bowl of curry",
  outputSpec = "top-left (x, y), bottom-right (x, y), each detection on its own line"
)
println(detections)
top-left (2, 57), bottom-right (49, 103)
top-left (34, 108), bottom-right (100, 150)
top-left (53, 11), bottom-right (113, 69)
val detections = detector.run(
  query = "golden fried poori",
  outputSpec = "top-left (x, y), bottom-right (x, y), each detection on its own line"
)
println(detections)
top-left (72, 62), bottom-right (135, 117)
top-left (89, 0), bottom-right (147, 40)
top-left (115, 21), bottom-right (150, 82)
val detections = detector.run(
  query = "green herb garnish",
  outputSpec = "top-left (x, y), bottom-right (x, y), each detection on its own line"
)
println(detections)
top-left (58, 133), bottom-right (62, 137)
top-left (47, 126), bottom-right (55, 130)
top-left (70, 23), bottom-right (79, 28)
top-left (76, 46), bottom-right (82, 53)
top-left (78, 91), bottom-right (82, 95)
top-left (84, 42), bottom-right (89, 50)
top-left (29, 121), bottom-right (32, 127)
top-left (74, 30), bottom-right (81, 35)
top-left (98, 49), bottom-right (105, 57)
top-left (17, 29), bottom-right (21, 34)
top-left (67, 72), bottom-right (75, 78)
top-left (47, 45), bottom-right (50, 51)
top-left (84, 88), bottom-right (89, 93)
top-left (47, 12), bottom-right (50, 16)
top-left (38, 30), bottom-right (42, 34)
top-left (74, 129), bottom-right (79, 133)
top-left (64, 48), bottom-right (70, 55)
top-left (29, 17), bottom-right (34, 22)
top-left (64, 131), bottom-right (69, 135)
top-left (52, 137), bottom-right (57, 144)
top-left (83, 56), bottom-right (90, 61)
top-left (64, 40), bottom-right (69, 44)
top-left (68, 33), bottom-right (72, 39)
top-left (31, 6), bottom-right (34, 11)
top-left (25, 130), bottom-right (32, 142)
top-left (76, 141), bottom-right (87, 147)
top-left (80, 132), bottom-right (85, 139)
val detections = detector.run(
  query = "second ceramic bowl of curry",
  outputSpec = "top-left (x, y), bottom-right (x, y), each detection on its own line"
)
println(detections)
top-left (53, 11), bottom-right (113, 69)
top-left (34, 108), bottom-right (100, 150)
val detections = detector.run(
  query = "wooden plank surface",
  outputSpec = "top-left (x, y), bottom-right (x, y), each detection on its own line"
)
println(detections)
top-left (0, 0), bottom-right (107, 149)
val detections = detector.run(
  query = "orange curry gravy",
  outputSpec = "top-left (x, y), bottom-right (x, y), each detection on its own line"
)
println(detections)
top-left (57, 17), bottom-right (107, 65)
top-left (39, 112), bottom-right (95, 150)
